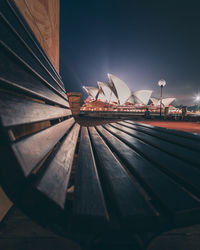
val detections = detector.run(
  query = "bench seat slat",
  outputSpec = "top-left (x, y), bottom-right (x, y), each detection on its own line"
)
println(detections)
top-left (74, 127), bottom-right (108, 221)
top-left (118, 121), bottom-right (200, 152)
top-left (12, 118), bottom-right (75, 177)
top-left (0, 43), bottom-right (69, 108)
top-left (88, 127), bottom-right (157, 228)
top-left (96, 125), bottom-right (200, 221)
top-left (0, 91), bottom-right (71, 127)
top-left (105, 124), bottom-right (200, 197)
top-left (111, 122), bottom-right (200, 167)
top-left (36, 124), bottom-right (80, 209)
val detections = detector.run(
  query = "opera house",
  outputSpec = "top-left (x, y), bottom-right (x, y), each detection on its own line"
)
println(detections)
top-left (82, 73), bottom-right (175, 112)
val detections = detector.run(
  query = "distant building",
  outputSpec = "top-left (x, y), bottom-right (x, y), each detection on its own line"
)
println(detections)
top-left (82, 74), bottom-right (175, 111)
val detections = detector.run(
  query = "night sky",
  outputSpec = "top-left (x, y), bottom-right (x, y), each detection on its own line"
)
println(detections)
top-left (60, 0), bottom-right (200, 105)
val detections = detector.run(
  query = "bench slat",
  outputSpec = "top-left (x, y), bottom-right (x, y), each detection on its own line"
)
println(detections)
top-left (97, 125), bottom-right (200, 222)
top-left (0, 15), bottom-right (64, 93)
top-left (118, 121), bottom-right (200, 152)
top-left (0, 13), bottom-right (66, 96)
top-left (110, 122), bottom-right (200, 167)
top-left (5, 0), bottom-right (64, 88)
top-left (89, 127), bottom-right (157, 228)
top-left (36, 123), bottom-right (80, 209)
top-left (0, 38), bottom-right (67, 103)
top-left (74, 127), bottom-right (108, 221)
top-left (0, 43), bottom-right (68, 107)
top-left (0, 91), bottom-right (71, 127)
top-left (105, 124), bottom-right (200, 197)
top-left (12, 118), bottom-right (75, 176)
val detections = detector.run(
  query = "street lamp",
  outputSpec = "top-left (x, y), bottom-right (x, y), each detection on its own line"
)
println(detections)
top-left (158, 79), bottom-right (166, 117)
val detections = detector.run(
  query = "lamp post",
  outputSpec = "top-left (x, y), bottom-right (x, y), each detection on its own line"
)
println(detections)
top-left (158, 79), bottom-right (166, 118)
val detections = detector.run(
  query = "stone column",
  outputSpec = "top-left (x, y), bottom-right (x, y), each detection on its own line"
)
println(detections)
top-left (67, 92), bottom-right (82, 117)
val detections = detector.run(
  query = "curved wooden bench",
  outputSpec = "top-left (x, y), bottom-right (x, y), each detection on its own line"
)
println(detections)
top-left (1, 1), bottom-right (200, 249)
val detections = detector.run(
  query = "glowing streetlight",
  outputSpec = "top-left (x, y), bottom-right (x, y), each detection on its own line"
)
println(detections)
top-left (158, 79), bottom-right (166, 117)
top-left (195, 95), bottom-right (200, 112)
top-left (196, 96), bottom-right (200, 102)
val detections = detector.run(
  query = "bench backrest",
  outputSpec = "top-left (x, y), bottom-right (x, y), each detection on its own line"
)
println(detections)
top-left (0, 0), bottom-right (80, 222)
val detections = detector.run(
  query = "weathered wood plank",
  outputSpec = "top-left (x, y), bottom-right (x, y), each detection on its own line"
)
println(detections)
top-left (0, 91), bottom-right (71, 127)
top-left (110, 122), bottom-right (200, 167)
top-left (118, 121), bottom-right (200, 152)
top-left (0, 187), bottom-right (13, 222)
top-left (12, 118), bottom-right (75, 177)
top-left (89, 127), bottom-right (157, 229)
top-left (7, 0), bottom-right (64, 82)
top-left (104, 123), bottom-right (200, 198)
top-left (97, 125), bottom-right (200, 223)
top-left (13, 0), bottom-right (60, 74)
top-left (36, 124), bottom-right (80, 209)
top-left (6, 0), bottom-right (64, 86)
top-left (0, 43), bottom-right (68, 107)
top-left (74, 127), bottom-right (108, 221)
top-left (0, 13), bottom-right (65, 95)
top-left (0, 3), bottom-right (65, 93)
top-left (0, 38), bottom-right (67, 102)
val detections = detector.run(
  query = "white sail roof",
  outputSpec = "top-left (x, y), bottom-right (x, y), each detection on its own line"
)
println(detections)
top-left (161, 98), bottom-right (175, 107)
top-left (83, 86), bottom-right (99, 99)
top-left (126, 95), bottom-right (135, 104)
top-left (150, 97), bottom-right (159, 106)
top-left (96, 90), bottom-right (107, 102)
top-left (151, 97), bottom-right (175, 107)
top-left (97, 81), bottom-right (118, 103)
top-left (132, 90), bottom-right (152, 105)
top-left (107, 73), bottom-right (132, 105)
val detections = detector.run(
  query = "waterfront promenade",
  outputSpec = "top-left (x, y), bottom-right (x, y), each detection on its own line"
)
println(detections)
top-left (141, 121), bottom-right (200, 134)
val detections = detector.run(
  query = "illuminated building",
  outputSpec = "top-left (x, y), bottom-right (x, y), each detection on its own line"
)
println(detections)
top-left (82, 74), bottom-right (175, 112)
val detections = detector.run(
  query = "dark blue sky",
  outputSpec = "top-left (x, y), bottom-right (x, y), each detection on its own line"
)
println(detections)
top-left (60, 0), bottom-right (200, 105)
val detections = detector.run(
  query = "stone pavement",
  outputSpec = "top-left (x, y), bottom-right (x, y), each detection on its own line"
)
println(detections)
top-left (0, 207), bottom-right (81, 250)
top-left (1, 206), bottom-right (200, 250)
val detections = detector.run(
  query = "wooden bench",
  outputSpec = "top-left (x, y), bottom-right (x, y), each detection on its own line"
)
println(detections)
top-left (1, 1), bottom-right (200, 249)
